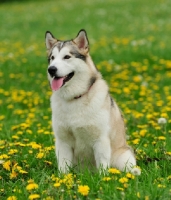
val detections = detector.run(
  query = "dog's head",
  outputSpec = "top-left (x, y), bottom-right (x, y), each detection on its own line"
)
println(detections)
top-left (45, 30), bottom-right (98, 100)
top-left (46, 30), bottom-right (90, 90)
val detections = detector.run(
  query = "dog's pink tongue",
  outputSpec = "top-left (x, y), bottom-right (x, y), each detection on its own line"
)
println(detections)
top-left (51, 78), bottom-right (64, 91)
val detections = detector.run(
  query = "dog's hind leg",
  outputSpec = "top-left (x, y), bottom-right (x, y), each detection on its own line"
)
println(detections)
top-left (111, 147), bottom-right (141, 175)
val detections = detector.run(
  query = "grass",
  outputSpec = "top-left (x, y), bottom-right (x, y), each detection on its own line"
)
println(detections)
top-left (0, 0), bottom-right (171, 199)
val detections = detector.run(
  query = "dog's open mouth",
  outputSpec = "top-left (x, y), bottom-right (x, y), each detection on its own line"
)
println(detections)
top-left (51, 72), bottom-right (74, 91)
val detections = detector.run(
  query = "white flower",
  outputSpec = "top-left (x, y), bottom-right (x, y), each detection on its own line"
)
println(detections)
top-left (158, 117), bottom-right (167, 124)
top-left (131, 167), bottom-right (141, 176)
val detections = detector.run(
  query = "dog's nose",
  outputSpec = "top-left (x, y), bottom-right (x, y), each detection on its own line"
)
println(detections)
top-left (48, 66), bottom-right (57, 77)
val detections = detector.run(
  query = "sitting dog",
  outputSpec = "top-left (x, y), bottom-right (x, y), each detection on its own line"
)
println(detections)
top-left (45, 29), bottom-right (140, 175)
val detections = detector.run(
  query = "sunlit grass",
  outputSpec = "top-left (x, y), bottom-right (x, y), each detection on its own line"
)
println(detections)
top-left (0, 0), bottom-right (171, 199)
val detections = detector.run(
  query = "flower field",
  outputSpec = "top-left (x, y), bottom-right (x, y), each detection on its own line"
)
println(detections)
top-left (0, 0), bottom-right (171, 199)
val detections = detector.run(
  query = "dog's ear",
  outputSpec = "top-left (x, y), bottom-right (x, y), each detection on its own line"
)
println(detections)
top-left (45, 31), bottom-right (57, 50)
top-left (73, 29), bottom-right (89, 52)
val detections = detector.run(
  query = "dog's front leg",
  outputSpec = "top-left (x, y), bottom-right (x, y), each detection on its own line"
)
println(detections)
top-left (55, 139), bottom-right (73, 173)
top-left (93, 137), bottom-right (111, 170)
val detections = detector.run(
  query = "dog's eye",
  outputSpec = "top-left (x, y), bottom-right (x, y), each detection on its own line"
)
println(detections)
top-left (51, 56), bottom-right (55, 60)
top-left (64, 55), bottom-right (71, 60)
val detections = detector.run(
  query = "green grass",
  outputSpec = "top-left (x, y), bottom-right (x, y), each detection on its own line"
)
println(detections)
top-left (0, 0), bottom-right (171, 199)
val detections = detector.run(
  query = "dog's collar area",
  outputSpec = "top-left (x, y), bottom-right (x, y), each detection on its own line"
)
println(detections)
top-left (74, 77), bottom-right (96, 100)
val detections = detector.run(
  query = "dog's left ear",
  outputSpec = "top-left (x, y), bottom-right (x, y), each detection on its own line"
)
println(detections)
top-left (45, 31), bottom-right (57, 50)
top-left (73, 29), bottom-right (89, 52)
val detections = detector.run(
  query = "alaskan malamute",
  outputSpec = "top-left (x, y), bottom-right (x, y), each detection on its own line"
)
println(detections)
top-left (45, 30), bottom-right (140, 175)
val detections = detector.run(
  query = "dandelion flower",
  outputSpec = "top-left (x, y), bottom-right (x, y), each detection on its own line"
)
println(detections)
top-left (36, 152), bottom-right (44, 159)
top-left (78, 185), bottom-right (90, 196)
top-left (119, 177), bottom-right (128, 184)
top-left (137, 192), bottom-right (140, 198)
top-left (158, 117), bottom-right (167, 124)
top-left (26, 183), bottom-right (39, 191)
top-left (2, 160), bottom-right (11, 171)
top-left (116, 187), bottom-right (124, 191)
top-left (108, 168), bottom-right (121, 174)
top-left (132, 138), bottom-right (140, 145)
top-left (158, 136), bottom-right (166, 140)
top-left (131, 166), bottom-right (141, 176)
top-left (54, 182), bottom-right (61, 188)
top-left (28, 194), bottom-right (40, 200)
top-left (19, 169), bottom-right (28, 174)
top-left (10, 171), bottom-right (18, 179)
top-left (166, 152), bottom-right (171, 156)
top-left (102, 177), bottom-right (111, 181)
top-left (158, 184), bottom-right (166, 188)
top-left (7, 196), bottom-right (17, 200)
top-left (126, 173), bottom-right (135, 179)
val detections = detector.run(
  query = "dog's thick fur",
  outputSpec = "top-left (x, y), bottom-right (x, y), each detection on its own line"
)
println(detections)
top-left (45, 30), bottom-right (140, 175)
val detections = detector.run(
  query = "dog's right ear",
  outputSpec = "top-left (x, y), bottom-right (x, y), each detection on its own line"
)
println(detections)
top-left (45, 31), bottom-right (57, 50)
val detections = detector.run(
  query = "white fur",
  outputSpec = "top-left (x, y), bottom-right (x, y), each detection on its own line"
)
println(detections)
top-left (46, 31), bottom-right (140, 175)
top-left (51, 79), bottom-right (112, 172)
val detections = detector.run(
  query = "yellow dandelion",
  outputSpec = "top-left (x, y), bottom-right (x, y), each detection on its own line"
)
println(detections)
top-left (7, 196), bottom-right (17, 200)
top-left (28, 194), bottom-right (40, 200)
top-left (26, 183), bottom-right (39, 191)
top-left (19, 169), bottom-right (28, 174)
top-left (62, 173), bottom-right (74, 189)
top-left (3, 160), bottom-right (11, 171)
top-left (108, 168), bottom-right (121, 174)
top-left (78, 185), bottom-right (90, 196)
top-left (116, 187), bottom-right (124, 191)
top-left (36, 152), bottom-right (44, 159)
top-left (102, 177), bottom-right (111, 181)
top-left (26, 130), bottom-right (33, 134)
top-left (158, 184), bottom-right (166, 188)
top-left (29, 142), bottom-right (41, 149)
top-left (28, 179), bottom-right (34, 183)
top-left (132, 138), bottom-right (140, 145)
top-left (8, 149), bottom-right (18, 155)
top-left (139, 129), bottom-right (147, 137)
top-left (145, 196), bottom-right (149, 200)
top-left (44, 161), bottom-right (52, 165)
top-left (0, 115), bottom-right (5, 120)
top-left (10, 171), bottom-right (18, 179)
top-left (119, 177), bottom-right (128, 184)
top-left (43, 197), bottom-right (54, 200)
top-left (0, 154), bottom-right (9, 159)
top-left (166, 152), bottom-right (171, 156)
top-left (123, 183), bottom-right (128, 188)
top-left (126, 173), bottom-right (135, 179)
top-left (54, 182), bottom-right (61, 188)
top-left (158, 136), bottom-right (166, 140)
top-left (12, 135), bottom-right (19, 140)
top-left (137, 192), bottom-right (140, 198)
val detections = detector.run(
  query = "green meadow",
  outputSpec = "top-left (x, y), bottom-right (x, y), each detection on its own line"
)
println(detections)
top-left (0, 0), bottom-right (171, 199)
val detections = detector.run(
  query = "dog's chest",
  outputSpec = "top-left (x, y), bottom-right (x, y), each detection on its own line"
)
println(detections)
top-left (51, 92), bottom-right (110, 150)
top-left (52, 93), bottom-right (109, 129)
